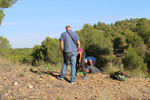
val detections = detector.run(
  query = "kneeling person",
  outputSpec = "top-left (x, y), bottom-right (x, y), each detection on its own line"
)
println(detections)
top-left (86, 65), bottom-right (100, 74)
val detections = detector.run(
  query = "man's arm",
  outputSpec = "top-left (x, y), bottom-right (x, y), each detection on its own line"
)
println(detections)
top-left (60, 40), bottom-right (64, 54)
top-left (78, 51), bottom-right (82, 63)
top-left (76, 40), bottom-right (81, 52)
top-left (89, 59), bottom-right (93, 66)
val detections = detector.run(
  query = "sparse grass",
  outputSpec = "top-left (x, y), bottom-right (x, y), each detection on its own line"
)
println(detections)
top-left (0, 57), bottom-right (29, 69)
top-left (0, 87), bottom-right (9, 99)
top-left (102, 62), bottom-right (148, 78)
top-left (19, 72), bottom-right (25, 77)
top-left (38, 63), bottom-right (62, 72)
top-left (0, 56), bottom-right (66, 74)
top-left (103, 63), bottom-right (124, 74)
top-left (124, 69), bottom-right (148, 78)
top-left (56, 97), bottom-right (61, 100)
top-left (12, 94), bottom-right (24, 100)
top-left (146, 73), bottom-right (150, 78)
top-left (0, 57), bottom-right (14, 65)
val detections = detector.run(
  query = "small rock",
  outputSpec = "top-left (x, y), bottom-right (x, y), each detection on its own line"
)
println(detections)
top-left (8, 95), bottom-right (14, 99)
top-left (46, 84), bottom-right (52, 89)
top-left (38, 78), bottom-right (46, 83)
top-left (144, 94), bottom-right (147, 97)
top-left (13, 82), bottom-right (18, 86)
top-left (29, 96), bottom-right (39, 99)
top-left (50, 77), bottom-right (54, 80)
top-left (77, 81), bottom-right (84, 86)
top-left (8, 90), bottom-right (13, 94)
top-left (2, 77), bottom-right (7, 80)
top-left (4, 83), bottom-right (8, 86)
top-left (5, 93), bottom-right (8, 96)
top-left (28, 85), bottom-right (33, 89)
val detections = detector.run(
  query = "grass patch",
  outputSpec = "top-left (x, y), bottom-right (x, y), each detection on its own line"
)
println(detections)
top-left (56, 97), bottom-right (61, 100)
top-left (103, 63), bottom-right (124, 74)
top-left (19, 72), bottom-right (25, 77)
top-left (103, 62), bottom-right (149, 78)
top-left (0, 57), bottom-right (14, 65)
top-left (124, 69), bottom-right (148, 78)
top-left (38, 63), bottom-right (62, 72)
top-left (0, 87), bottom-right (9, 99)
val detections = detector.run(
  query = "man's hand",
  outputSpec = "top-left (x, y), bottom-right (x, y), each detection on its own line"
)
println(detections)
top-left (79, 59), bottom-right (81, 63)
top-left (60, 40), bottom-right (64, 55)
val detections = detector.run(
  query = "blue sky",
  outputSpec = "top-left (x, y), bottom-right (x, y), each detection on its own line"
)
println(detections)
top-left (0, 0), bottom-right (150, 48)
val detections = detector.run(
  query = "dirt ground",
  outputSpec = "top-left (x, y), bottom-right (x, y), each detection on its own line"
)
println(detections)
top-left (0, 63), bottom-right (150, 100)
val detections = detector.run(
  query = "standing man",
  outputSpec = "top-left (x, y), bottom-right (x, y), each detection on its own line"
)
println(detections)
top-left (57, 25), bottom-right (80, 84)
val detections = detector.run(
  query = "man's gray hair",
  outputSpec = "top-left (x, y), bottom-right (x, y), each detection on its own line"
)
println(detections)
top-left (66, 25), bottom-right (71, 29)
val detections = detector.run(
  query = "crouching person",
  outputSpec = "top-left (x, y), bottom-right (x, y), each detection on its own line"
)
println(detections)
top-left (85, 57), bottom-right (96, 66)
top-left (76, 48), bottom-right (88, 79)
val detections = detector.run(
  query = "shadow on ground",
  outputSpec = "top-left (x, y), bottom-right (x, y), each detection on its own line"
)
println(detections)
top-left (29, 68), bottom-right (71, 82)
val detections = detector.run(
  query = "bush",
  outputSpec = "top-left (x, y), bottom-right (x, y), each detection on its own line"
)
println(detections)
top-left (122, 46), bottom-right (147, 71)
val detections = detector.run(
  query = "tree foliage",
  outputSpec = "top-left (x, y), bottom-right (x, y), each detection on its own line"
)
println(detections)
top-left (0, 36), bottom-right (11, 49)
top-left (76, 24), bottom-right (115, 68)
top-left (40, 37), bottom-right (62, 65)
top-left (136, 18), bottom-right (150, 47)
top-left (0, 0), bottom-right (18, 8)
top-left (0, 36), bottom-right (11, 56)
top-left (122, 46), bottom-right (147, 71)
top-left (23, 37), bottom-right (62, 66)
top-left (0, 0), bottom-right (18, 24)
top-left (9, 48), bottom-right (32, 63)
top-left (0, 10), bottom-right (4, 24)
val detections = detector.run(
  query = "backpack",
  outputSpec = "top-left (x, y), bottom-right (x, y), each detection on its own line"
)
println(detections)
top-left (110, 71), bottom-right (127, 81)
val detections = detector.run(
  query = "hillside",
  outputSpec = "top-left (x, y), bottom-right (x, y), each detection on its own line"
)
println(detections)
top-left (0, 63), bottom-right (150, 100)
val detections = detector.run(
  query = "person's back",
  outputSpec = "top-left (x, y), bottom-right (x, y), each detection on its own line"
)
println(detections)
top-left (60, 30), bottom-right (78, 53)
top-left (85, 57), bottom-right (96, 66)
top-left (58, 25), bottom-right (80, 84)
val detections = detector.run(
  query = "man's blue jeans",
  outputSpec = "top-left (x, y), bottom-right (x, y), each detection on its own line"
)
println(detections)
top-left (60, 52), bottom-right (77, 82)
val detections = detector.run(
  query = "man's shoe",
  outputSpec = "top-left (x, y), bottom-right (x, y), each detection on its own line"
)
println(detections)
top-left (71, 81), bottom-right (75, 84)
top-left (82, 75), bottom-right (88, 80)
top-left (57, 76), bottom-right (64, 80)
top-left (71, 82), bottom-right (75, 84)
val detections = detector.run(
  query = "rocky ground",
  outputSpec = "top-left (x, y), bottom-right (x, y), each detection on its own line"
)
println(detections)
top-left (0, 63), bottom-right (150, 100)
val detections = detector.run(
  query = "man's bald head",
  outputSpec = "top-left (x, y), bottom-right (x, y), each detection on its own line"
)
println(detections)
top-left (66, 25), bottom-right (72, 30)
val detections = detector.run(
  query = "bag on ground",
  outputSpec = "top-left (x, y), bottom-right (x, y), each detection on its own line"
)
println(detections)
top-left (110, 71), bottom-right (127, 81)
